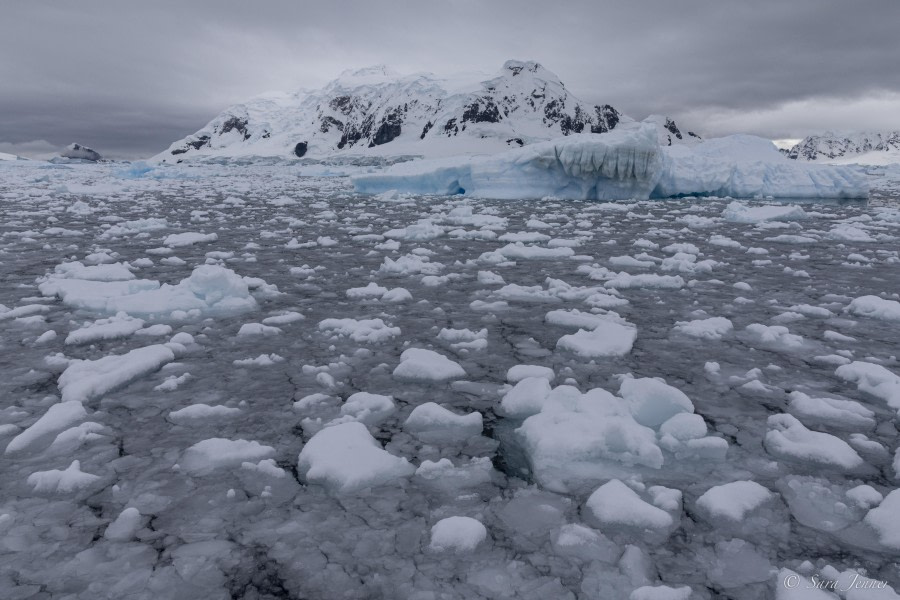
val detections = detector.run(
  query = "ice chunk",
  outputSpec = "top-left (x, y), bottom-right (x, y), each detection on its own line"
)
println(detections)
top-left (556, 320), bottom-right (637, 358)
top-left (835, 361), bottom-right (900, 414)
top-left (787, 392), bottom-right (875, 431)
top-left (27, 460), bottom-right (100, 493)
top-left (168, 404), bottom-right (241, 424)
top-left (237, 323), bottom-right (282, 336)
top-left (297, 422), bottom-right (414, 492)
top-left (392, 348), bottom-right (465, 381)
top-left (583, 479), bottom-right (679, 536)
top-left (58, 344), bottom-right (176, 403)
top-left (517, 387), bottom-right (663, 492)
top-left (695, 481), bottom-right (775, 523)
top-left (65, 313), bottom-right (145, 345)
top-left (5, 401), bottom-right (87, 454)
top-left (41, 265), bottom-right (260, 320)
top-left (429, 516), bottom-right (488, 552)
top-left (500, 377), bottom-right (553, 417)
top-left (104, 507), bottom-right (142, 542)
top-left (181, 438), bottom-right (275, 476)
top-left (620, 377), bottom-right (694, 429)
top-left (163, 232), bottom-right (218, 247)
top-left (629, 586), bottom-right (693, 600)
top-left (764, 414), bottom-right (864, 470)
top-left (507, 364), bottom-right (555, 383)
top-left (847, 295), bottom-right (900, 322)
top-left (744, 323), bottom-right (804, 349)
top-left (551, 523), bottom-right (620, 563)
top-left (721, 201), bottom-right (807, 223)
top-left (338, 392), bottom-right (396, 426)
top-left (863, 489), bottom-right (900, 549)
top-left (404, 402), bottom-right (482, 439)
top-left (672, 316), bottom-right (733, 340)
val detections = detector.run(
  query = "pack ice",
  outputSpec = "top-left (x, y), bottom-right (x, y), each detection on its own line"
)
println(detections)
top-left (353, 123), bottom-right (869, 200)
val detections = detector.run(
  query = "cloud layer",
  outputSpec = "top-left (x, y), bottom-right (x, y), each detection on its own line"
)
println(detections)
top-left (3, 0), bottom-right (898, 158)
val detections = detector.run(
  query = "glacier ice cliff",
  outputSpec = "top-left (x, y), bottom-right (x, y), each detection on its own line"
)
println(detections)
top-left (352, 123), bottom-right (869, 201)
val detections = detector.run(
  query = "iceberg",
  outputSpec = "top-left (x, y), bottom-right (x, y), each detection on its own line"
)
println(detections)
top-left (352, 123), bottom-right (869, 200)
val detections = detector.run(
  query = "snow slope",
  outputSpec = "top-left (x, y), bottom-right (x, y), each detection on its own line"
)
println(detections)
top-left (787, 131), bottom-right (900, 163)
top-left (352, 123), bottom-right (869, 200)
top-left (154, 60), bottom-right (698, 163)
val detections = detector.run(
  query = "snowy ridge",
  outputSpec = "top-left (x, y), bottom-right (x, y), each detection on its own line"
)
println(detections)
top-left (154, 60), bottom-right (698, 162)
top-left (788, 131), bottom-right (900, 163)
top-left (353, 123), bottom-right (870, 200)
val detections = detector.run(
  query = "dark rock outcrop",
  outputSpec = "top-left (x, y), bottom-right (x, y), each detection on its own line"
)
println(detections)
top-left (61, 143), bottom-right (102, 161)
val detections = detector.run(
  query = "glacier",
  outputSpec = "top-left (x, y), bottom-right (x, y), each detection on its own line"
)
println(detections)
top-left (352, 123), bottom-right (870, 200)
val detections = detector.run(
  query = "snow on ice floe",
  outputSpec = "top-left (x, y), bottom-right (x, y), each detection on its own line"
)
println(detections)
top-left (40, 264), bottom-right (268, 320)
top-left (318, 317), bottom-right (400, 343)
top-left (27, 460), bottom-right (100, 493)
top-left (835, 361), bottom-right (900, 414)
top-left (353, 123), bottom-right (869, 200)
top-left (583, 479), bottom-right (681, 540)
top-left (672, 316), bottom-right (733, 340)
top-left (846, 295), bottom-right (900, 322)
top-left (404, 402), bottom-right (483, 441)
top-left (392, 348), bottom-right (466, 381)
top-left (764, 414), bottom-right (864, 470)
top-left (298, 421), bottom-right (414, 493)
top-left (429, 516), bottom-right (488, 552)
top-left (58, 344), bottom-right (178, 403)
top-left (695, 480), bottom-right (776, 524)
top-left (5, 401), bottom-right (87, 454)
top-left (514, 377), bottom-right (725, 492)
top-left (181, 438), bottom-right (275, 476)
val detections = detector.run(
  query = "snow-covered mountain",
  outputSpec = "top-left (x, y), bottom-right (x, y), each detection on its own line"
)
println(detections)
top-left (155, 60), bottom-right (698, 162)
top-left (787, 131), bottom-right (900, 162)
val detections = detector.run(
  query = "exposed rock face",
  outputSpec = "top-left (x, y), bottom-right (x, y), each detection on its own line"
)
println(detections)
top-left (293, 142), bottom-right (308, 158)
top-left (787, 131), bottom-right (900, 161)
top-left (156, 60), bottom-right (697, 162)
top-left (61, 143), bottom-right (102, 161)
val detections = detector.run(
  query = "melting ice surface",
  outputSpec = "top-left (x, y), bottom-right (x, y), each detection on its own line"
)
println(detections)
top-left (1, 158), bottom-right (900, 599)
top-left (353, 123), bottom-right (870, 201)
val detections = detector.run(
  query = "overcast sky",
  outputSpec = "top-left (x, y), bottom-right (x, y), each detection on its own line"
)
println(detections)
top-left (2, 0), bottom-right (899, 158)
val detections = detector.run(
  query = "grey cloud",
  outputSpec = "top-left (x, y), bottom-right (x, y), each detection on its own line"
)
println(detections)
top-left (2, 0), bottom-right (899, 157)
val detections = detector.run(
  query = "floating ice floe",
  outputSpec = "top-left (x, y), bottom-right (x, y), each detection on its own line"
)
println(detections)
top-left (353, 123), bottom-right (868, 200)
top-left (404, 402), bottom-right (483, 441)
top-left (392, 348), bottom-right (466, 382)
top-left (672, 316), bottom-right (733, 340)
top-left (5, 401), bottom-right (87, 454)
top-left (58, 344), bottom-right (178, 403)
top-left (40, 264), bottom-right (266, 320)
top-left (181, 438), bottom-right (275, 476)
top-left (835, 361), bottom-right (900, 414)
top-left (846, 295), bottom-right (900, 322)
top-left (514, 377), bottom-right (726, 492)
top-left (298, 421), bottom-right (414, 493)
top-left (582, 479), bottom-right (681, 541)
top-left (429, 516), bottom-right (488, 552)
top-left (318, 318), bottom-right (401, 343)
top-left (27, 460), bottom-right (100, 493)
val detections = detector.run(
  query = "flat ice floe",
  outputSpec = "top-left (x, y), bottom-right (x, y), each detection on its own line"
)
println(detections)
top-left (40, 264), bottom-right (266, 320)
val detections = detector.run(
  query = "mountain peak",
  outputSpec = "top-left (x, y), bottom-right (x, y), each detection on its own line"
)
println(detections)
top-left (156, 60), bottom-right (694, 163)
